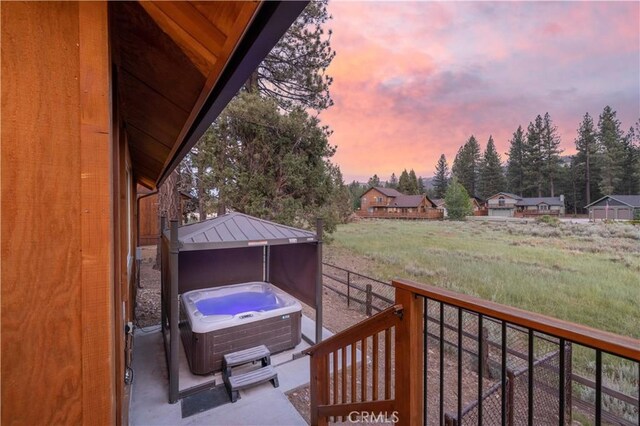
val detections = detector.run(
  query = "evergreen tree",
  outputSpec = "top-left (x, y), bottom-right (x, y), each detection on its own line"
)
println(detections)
top-left (574, 113), bottom-right (600, 206)
top-left (248, 0), bottom-right (335, 112)
top-left (418, 176), bottom-right (425, 194)
top-left (347, 181), bottom-right (366, 210)
top-left (408, 169), bottom-right (419, 194)
top-left (506, 126), bottom-right (526, 196)
top-left (386, 173), bottom-right (398, 189)
top-left (452, 135), bottom-right (481, 196)
top-left (620, 126), bottom-right (640, 195)
top-left (433, 154), bottom-right (450, 198)
top-left (597, 106), bottom-right (625, 195)
top-left (541, 113), bottom-right (563, 196)
top-left (445, 177), bottom-right (473, 220)
top-left (478, 136), bottom-right (506, 199)
top-left (398, 169), bottom-right (411, 193)
top-left (367, 174), bottom-right (381, 188)
top-left (523, 116), bottom-right (545, 197)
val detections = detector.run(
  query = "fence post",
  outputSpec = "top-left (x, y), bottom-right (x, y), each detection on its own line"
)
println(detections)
top-left (347, 271), bottom-right (351, 307)
top-left (365, 284), bottom-right (372, 316)
top-left (482, 326), bottom-right (492, 379)
top-left (507, 370), bottom-right (515, 426)
top-left (393, 282), bottom-right (424, 426)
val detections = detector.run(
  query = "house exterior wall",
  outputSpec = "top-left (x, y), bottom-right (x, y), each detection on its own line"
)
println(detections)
top-left (487, 194), bottom-right (519, 208)
top-left (1, 2), bottom-right (116, 424)
top-left (139, 192), bottom-right (160, 246)
top-left (360, 188), bottom-right (395, 211)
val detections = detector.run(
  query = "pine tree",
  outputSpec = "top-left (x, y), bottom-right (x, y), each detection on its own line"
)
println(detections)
top-left (506, 126), bottom-right (526, 196)
top-left (523, 116), bottom-right (545, 197)
top-left (478, 136), bottom-right (506, 199)
top-left (249, 0), bottom-right (335, 112)
top-left (347, 181), bottom-right (366, 210)
top-left (386, 173), bottom-right (398, 189)
top-left (433, 154), bottom-right (450, 198)
top-left (367, 174), bottom-right (381, 188)
top-left (418, 176), bottom-right (425, 194)
top-left (541, 113), bottom-right (563, 197)
top-left (574, 113), bottom-right (600, 206)
top-left (408, 169), bottom-right (419, 194)
top-left (620, 126), bottom-right (640, 195)
top-left (597, 106), bottom-right (625, 195)
top-left (445, 177), bottom-right (473, 220)
top-left (452, 135), bottom-right (481, 196)
top-left (398, 169), bottom-right (411, 193)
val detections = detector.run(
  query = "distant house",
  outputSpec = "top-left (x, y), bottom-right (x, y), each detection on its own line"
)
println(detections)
top-left (359, 187), bottom-right (441, 219)
top-left (487, 192), bottom-right (565, 217)
top-left (137, 186), bottom-right (197, 246)
top-left (585, 195), bottom-right (640, 221)
top-left (432, 197), bottom-right (487, 218)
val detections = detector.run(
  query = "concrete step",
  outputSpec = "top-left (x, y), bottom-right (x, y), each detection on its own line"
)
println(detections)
top-left (225, 365), bottom-right (279, 403)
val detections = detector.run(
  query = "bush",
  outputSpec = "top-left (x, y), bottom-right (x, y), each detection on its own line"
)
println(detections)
top-left (536, 215), bottom-right (560, 226)
top-left (444, 178), bottom-right (473, 220)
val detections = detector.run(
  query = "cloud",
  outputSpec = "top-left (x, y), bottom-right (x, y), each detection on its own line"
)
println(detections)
top-left (323, 1), bottom-right (640, 181)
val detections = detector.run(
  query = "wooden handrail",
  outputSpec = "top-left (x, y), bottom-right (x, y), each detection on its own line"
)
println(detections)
top-left (304, 305), bottom-right (403, 357)
top-left (393, 279), bottom-right (640, 362)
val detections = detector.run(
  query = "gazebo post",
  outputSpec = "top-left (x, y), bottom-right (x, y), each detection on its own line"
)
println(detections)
top-left (169, 219), bottom-right (180, 403)
top-left (160, 216), bottom-right (166, 331)
top-left (315, 218), bottom-right (324, 344)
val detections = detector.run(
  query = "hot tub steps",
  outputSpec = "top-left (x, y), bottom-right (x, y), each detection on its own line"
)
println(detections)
top-left (222, 345), bottom-right (279, 403)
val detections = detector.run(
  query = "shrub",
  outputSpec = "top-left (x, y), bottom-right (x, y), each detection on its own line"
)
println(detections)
top-left (536, 215), bottom-right (560, 227)
top-left (444, 178), bottom-right (473, 220)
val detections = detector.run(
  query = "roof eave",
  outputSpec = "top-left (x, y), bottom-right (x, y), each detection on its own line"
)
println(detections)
top-left (156, 1), bottom-right (309, 187)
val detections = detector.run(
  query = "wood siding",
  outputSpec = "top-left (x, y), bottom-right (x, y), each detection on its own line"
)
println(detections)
top-left (360, 188), bottom-right (395, 209)
top-left (1, 3), bottom-right (114, 424)
top-left (139, 193), bottom-right (160, 246)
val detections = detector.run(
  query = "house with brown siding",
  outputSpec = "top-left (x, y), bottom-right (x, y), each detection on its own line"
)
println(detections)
top-left (358, 187), bottom-right (441, 219)
top-left (1, 2), bottom-right (304, 423)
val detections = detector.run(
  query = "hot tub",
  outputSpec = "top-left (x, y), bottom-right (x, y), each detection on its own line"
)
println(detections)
top-left (180, 282), bottom-right (302, 375)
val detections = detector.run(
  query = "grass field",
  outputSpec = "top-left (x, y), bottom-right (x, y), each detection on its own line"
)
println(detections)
top-left (326, 219), bottom-right (640, 422)
top-left (328, 219), bottom-right (640, 338)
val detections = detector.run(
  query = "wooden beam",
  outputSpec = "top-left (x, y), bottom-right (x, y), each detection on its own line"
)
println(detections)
top-left (139, 1), bottom-right (218, 75)
top-left (78, 3), bottom-right (115, 424)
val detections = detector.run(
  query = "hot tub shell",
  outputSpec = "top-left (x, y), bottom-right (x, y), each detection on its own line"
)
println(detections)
top-left (180, 282), bottom-right (302, 375)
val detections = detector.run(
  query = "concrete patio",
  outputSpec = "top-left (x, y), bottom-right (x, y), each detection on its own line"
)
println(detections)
top-left (129, 316), bottom-right (342, 425)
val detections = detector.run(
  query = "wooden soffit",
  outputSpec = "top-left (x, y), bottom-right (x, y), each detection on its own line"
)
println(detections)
top-left (110, 1), bottom-right (308, 189)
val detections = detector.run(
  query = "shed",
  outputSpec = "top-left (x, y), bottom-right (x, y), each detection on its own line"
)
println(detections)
top-left (160, 212), bottom-right (323, 402)
top-left (585, 195), bottom-right (640, 220)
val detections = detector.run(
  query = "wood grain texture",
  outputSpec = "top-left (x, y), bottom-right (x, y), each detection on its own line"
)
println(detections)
top-left (1, 3), bottom-right (83, 424)
top-left (78, 3), bottom-right (115, 424)
top-left (138, 193), bottom-right (160, 246)
top-left (394, 287), bottom-right (424, 426)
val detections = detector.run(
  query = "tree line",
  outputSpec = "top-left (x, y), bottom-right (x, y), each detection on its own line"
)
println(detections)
top-left (432, 106), bottom-right (639, 213)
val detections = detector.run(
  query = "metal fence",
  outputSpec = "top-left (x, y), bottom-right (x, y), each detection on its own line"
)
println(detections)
top-left (322, 263), bottom-right (640, 426)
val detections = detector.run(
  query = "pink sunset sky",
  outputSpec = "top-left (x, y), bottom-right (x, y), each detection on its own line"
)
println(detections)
top-left (320, 1), bottom-right (640, 182)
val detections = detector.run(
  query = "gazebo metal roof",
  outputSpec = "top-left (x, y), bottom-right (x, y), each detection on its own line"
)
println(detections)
top-left (166, 212), bottom-right (317, 251)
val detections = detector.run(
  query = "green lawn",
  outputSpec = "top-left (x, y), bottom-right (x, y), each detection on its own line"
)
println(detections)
top-left (328, 219), bottom-right (640, 339)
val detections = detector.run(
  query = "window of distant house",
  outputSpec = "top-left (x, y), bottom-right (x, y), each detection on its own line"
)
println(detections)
top-left (375, 197), bottom-right (383, 203)
top-left (498, 196), bottom-right (505, 207)
top-left (539, 204), bottom-right (549, 211)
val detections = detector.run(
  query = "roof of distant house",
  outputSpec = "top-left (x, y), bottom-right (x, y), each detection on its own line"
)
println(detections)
top-left (391, 195), bottom-right (427, 208)
top-left (489, 192), bottom-right (523, 200)
top-left (584, 195), bottom-right (640, 208)
top-left (369, 187), bottom-right (404, 197)
top-left (432, 198), bottom-right (446, 207)
top-left (516, 197), bottom-right (564, 207)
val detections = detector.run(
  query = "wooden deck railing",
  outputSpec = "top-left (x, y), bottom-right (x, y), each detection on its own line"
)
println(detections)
top-left (306, 278), bottom-right (640, 425)
top-left (355, 210), bottom-right (443, 220)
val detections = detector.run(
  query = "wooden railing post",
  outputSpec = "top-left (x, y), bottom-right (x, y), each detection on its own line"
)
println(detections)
top-left (309, 353), bottom-right (328, 426)
top-left (394, 283), bottom-right (424, 425)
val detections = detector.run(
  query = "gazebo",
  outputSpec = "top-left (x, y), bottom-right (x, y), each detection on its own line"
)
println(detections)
top-left (160, 212), bottom-right (323, 403)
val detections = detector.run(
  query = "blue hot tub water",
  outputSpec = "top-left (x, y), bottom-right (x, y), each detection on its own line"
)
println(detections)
top-left (195, 291), bottom-right (283, 316)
